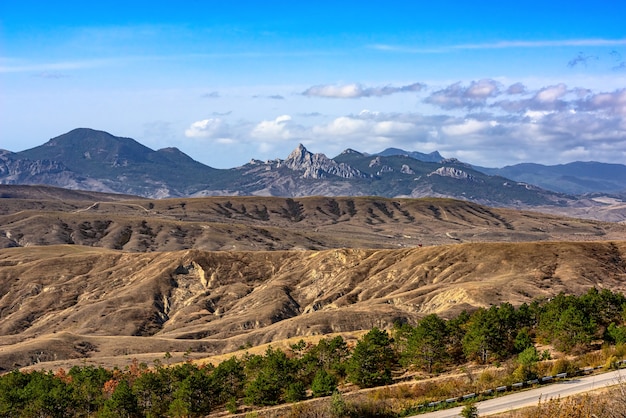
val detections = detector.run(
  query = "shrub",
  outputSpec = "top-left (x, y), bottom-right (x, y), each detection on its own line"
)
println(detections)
top-left (550, 358), bottom-right (578, 376)
top-left (461, 402), bottom-right (479, 418)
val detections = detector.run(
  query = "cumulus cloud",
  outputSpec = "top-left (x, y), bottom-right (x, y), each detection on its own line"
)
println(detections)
top-left (184, 118), bottom-right (231, 142)
top-left (494, 84), bottom-right (573, 112)
top-left (250, 115), bottom-right (295, 140)
top-left (302, 82), bottom-right (425, 98)
top-left (181, 79), bottom-right (626, 167)
top-left (534, 83), bottom-right (569, 103)
top-left (441, 119), bottom-right (497, 137)
top-left (578, 88), bottom-right (626, 116)
top-left (304, 90), bottom-right (626, 166)
top-left (310, 112), bottom-right (440, 152)
top-left (424, 79), bottom-right (500, 109)
top-left (506, 82), bottom-right (527, 95)
top-left (312, 115), bottom-right (414, 139)
top-left (312, 116), bottom-right (370, 136)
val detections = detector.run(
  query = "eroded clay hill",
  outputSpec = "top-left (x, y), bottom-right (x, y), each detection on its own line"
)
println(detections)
top-left (1, 241), bottom-right (626, 371)
top-left (2, 191), bottom-right (624, 251)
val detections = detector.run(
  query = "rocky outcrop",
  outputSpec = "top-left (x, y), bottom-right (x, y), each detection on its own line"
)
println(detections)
top-left (0, 151), bottom-right (105, 191)
top-left (283, 144), bottom-right (368, 179)
top-left (368, 157), bottom-right (394, 176)
top-left (338, 148), bottom-right (363, 156)
top-left (0, 152), bottom-right (68, 181)
top-left (429, 166), bottom-right (480, 181)
top-left (401, 164), bottom-right (415, 174)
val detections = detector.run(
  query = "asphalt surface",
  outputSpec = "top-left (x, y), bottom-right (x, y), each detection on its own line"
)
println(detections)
top-left (413, 369), bottom-right (625, 417)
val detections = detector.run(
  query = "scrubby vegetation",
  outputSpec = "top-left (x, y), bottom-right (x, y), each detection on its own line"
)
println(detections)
top-left (2, 288), bottom-right (626, 417)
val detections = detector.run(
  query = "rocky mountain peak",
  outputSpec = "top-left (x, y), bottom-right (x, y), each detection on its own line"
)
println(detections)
top-left (284, 144), bottom-right (368, 179)
top-left (285, 144), bottom-right (313, 167)
top-left (339, 148), bottom-right (363, 156)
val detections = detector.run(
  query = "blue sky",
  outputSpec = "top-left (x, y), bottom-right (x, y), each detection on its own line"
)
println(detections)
top-left (1, 1), bottom-right (626, 168)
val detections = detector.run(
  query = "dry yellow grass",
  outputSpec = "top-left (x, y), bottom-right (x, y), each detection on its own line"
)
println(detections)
top-left (2, 189), bottom-right (626, 370)
top-left (1, 240), bottom-right (626, 371)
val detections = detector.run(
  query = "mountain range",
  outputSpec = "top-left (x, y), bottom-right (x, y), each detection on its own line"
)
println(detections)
top-left (1, 128), bottom-right (625, 214)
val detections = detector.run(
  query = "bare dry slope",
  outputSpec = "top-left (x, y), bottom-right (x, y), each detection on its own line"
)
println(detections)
top-left (2, 194), bottom-right (624, 250)
top-left (1, 242), bottom-right (626, 370)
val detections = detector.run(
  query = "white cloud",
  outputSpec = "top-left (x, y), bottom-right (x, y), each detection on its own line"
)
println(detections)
top-left (0, 57), bottom-right (118, 73)
top-left (312, 116), bottom-right (370, 136)
top-left (561, 146), bottom-right (591, 160)
top-left (441, 119), bottom-right (494, 136)
top-left (466, 79), bottom-right (500, 98)
top-left (184, 118), bottom-right (230, 139)
top-left (250, 115), bottom-right (294, 140)
top-left (304, 84), bottom-right (362, 98)
top-left (313, 115), bottom-right (419, 139)
top-left (424, 79), bottom-right (501, 109)
top-left (302, 82), bottom-right (425, 98)
top-left (373, 121), bottom-right (415, 136)
top-left (369, 38), bottom-right (626, 54)
top-left (179, 80), bottom-right (626, 168)
top-left (580, 88), bottom-right (626, 115)
top-left (534, 84), bottom-right (568, 103)
top-left (506, 82), bottom-right (527, 95)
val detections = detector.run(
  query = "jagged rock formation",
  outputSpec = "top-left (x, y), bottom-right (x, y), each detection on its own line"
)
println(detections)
top-left (283, 144), bottom-right (369, 179)
top-left (429, 166), bottom-right (480, 181)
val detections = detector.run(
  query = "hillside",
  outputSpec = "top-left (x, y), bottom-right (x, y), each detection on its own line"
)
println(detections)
top-left (1, 187), bottom-right (624, 251)
top-left (1, 186), bottom-right (626, 371)
top-left (1, 241), bottom-right (626, 371)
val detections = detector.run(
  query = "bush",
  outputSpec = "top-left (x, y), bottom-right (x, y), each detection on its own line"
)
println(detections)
top-left (330, 391), bottom-right (349, 418)
top-left (461, 402), bottom-right (479, 418)
top-left (605, 355), bottom-right (620, 370)
top-left (550, 358), bottom-right (578, 376)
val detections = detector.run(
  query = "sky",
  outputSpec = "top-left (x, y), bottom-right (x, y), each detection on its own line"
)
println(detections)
top-left (1, 1), bottom-right (626, 169)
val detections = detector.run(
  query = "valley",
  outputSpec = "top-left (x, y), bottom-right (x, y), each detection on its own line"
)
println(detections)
top-left (0, 186), bottom-right (626, 371)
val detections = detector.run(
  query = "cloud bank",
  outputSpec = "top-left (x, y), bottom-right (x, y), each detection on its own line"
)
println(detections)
top-left (424, 79), bottom-right (501, 109)
top-left (185, 79), bottom-right (626, 167)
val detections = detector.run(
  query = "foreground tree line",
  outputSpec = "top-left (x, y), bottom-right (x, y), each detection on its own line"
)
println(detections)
top-left (2, 288), bottom-right (626, 417)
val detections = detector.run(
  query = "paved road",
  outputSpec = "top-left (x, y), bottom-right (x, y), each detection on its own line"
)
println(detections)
top-left (414, 369), bottom-right (625, 417)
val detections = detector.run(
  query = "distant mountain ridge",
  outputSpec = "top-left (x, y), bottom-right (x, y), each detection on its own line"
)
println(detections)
top-left (476, 162), bottom-right (626, 195)
top-left (1, 128), bottom-right (625, 210)
top-left (375, 147), bottom-right (444, 163)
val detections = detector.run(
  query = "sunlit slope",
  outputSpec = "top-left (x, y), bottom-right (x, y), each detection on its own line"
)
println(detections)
top-left (1, 241), bottom-right (625, 370)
